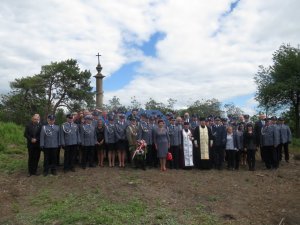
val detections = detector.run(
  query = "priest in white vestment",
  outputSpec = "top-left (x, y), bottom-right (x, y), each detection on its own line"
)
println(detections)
top-left (181, 122), bottom-right (194, 168)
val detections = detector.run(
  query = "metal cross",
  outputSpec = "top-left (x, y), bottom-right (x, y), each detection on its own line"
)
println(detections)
top-left (96, 53), bottom-right (101, 64)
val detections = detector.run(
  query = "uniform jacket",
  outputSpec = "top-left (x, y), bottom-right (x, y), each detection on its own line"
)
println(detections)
top-left (211, 124), bottom-right (227, 147)
top-left (40, 124), bottom-right (60, 148)
top-left (60, 122), bottom-right (81, 146)
top-left (260, 125), bottom-right (280, 147)
top-left (104, 123), bottom-right (116, 144)
top-left (278, 124), bottom-right (292, 144)
top-left (126, 124), bottom-right (138, 146)
top-left (115, 121), bottom-right (127, 141)
top-left (138, 121), bottom-right (152, 144)
top-left (80, 123), bottom-right (97, 146)
top-left (168, 124), bottom-right (182, 146)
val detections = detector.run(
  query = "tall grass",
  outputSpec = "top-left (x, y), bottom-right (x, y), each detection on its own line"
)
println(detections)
top-left (0, 121), bottom-right (27, 173)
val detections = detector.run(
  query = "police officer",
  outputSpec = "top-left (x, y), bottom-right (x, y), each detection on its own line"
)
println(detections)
top-left (261, 118), bottom-right (280, 169)
top-left (40, 114), bottom-right (61, 176)
top-left (115, 113), bottom-right (127, 168)
top-left (168, 116), bottom-right (181, 169)
top-left (126, 115), bottom-right (138, 168)
top-left (278, 117), bottom-right (292, 163)
top-left (24, 114), bottom-right (42, 176)
top-left (148, 115), bottom-right (158, 167)
top-left (80, 115), bottom-right (97, 169)
top-left (211, 116), bottom-right (227, 170)
top-left (105, 115), bottom-right (117, 167)
top-left (60, 114), bottom-right (81, 172)
top-left (137, 113), bottom-right (151, 168)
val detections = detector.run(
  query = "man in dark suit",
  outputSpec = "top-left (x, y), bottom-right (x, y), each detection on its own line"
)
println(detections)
top-left (24, 114), bottom-right (42, 176)
top-left (211, 117), bottom-right (227, 170)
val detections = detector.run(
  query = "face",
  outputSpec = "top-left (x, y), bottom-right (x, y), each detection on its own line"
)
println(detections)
top-left (184, 124), bottom-right (189, 130)
top-left (184, 113), bottom-right (189, 119)
top-left (259, 114), bottom-right (266, 120)
top-left (176, 117), bottom-right (182, 124)
top-left (48, 119), bottom-right (55, 125)
top-left (67, 117), bottom-right (73, 123)
top-left (200, 120), bottom-right (206, 126)
top-left (158, 121), bottom-right (164, 127)
top-left (170, 119), bottom-right (175, 125)
top-left (32, 116), bottom-right (39, 124)
top-left (247, 126), bottom-right (253, 132)
top-left (97, 120), bottom-right (103, 127)
top-left (227, 126), bottom-right (233, 133)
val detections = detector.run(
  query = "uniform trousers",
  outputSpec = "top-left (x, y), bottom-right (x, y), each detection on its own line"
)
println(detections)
top-left (28, 145), bottom-right (41, 175)
top-left (169, 145), bottom-right (180, 169)
top-left (278, 143), bottom-right (289, 162)
top-left (213, 146), bottom-right (225, 170)
top-left (262, 146), bottom-right (277, 169)
top-left (43, 148), bottom-right (57, 173)
top-left (64, 145), bottom-right (77, 171)
top-left (81, 146), bottom-right (95, 168)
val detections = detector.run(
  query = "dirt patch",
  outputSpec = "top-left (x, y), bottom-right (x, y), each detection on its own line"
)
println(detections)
top-left (0, 158), bottom-right (299, 225)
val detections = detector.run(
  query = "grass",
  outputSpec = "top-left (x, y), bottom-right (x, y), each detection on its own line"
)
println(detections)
top-left (12, 187), bottom-right (220, 225)
top-left (291, 137), bottom-right (300, 154)
top-left (0, 121), bottom-right (27, 173)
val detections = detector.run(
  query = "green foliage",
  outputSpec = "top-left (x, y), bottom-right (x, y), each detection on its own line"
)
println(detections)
top-left (291, 138), bottom-right (300, 154)
top-left (0, 122), bottom-right (27, 173)
top-left (0, 59), bottom-right (95, 124)
top-left (254, 44), bottom-right (300, 137)
top-left (186, 98), bottom-right (223, 117)
top-left (223, 102), bottom-right (244, 117)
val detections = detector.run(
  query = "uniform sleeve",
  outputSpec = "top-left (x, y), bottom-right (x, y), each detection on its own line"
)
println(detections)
top-left (80, 125), bottom-right (84, 145)
top-left (126, 126), bottom-right (133, 146)
top-left (77, 125), bottom-right (81, 144)
top-left (40, 126), bottom-right (45, 148)
top-left (60, 125), bottom-right (65, 146)
top-left (104, 126), bottom-right (108, 143)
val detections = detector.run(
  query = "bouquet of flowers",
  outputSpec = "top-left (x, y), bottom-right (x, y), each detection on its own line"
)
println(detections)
top-left (132, 139), bottom-right (147, 160)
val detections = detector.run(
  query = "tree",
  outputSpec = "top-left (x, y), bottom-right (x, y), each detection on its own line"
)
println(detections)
top-left (40, 59), bottom-right (94, 116)
top-left (223, 102), bottom-right (244, 117)
top-left (128, 96), bottom-right (142, 110)
top-left (0, 59), bottom-right (95, 124)
top-left (105, 96), bottom-right (127, 112)
top-left (186, 98), bottom-right (223, 117)
top-left (254, 44), bottom-right (300, 137)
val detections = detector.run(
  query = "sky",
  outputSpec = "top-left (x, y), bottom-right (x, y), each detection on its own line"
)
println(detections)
top-left (1, 0), bottom-right (300, 115)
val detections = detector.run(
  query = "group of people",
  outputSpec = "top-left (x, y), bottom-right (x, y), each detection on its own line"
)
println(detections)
top-left (24, 109), bottom-right (292, 177)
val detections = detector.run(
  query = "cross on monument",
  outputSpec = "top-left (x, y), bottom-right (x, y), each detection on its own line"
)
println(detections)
top-left (96, 53), bottom-right (101, 65)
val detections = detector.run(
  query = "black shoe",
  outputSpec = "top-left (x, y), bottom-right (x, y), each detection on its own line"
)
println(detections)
top-left (34, 172), bottom-right (40, 176)
top-left (70, 168), bottom-right (76, 172)
top-left (27, 173), bottom-right (32, 177)
top-left (51, 170), bottom-right (57, 175)
top-left (43, 172), bottom-right (48, 177)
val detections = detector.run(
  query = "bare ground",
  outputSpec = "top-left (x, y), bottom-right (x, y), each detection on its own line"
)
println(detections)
top-left (0, 156), bottom-right (299, 225)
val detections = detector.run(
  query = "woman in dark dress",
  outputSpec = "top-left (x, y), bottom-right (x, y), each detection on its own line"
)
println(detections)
top-left (153, 119), bottom-right (170, 171)
top-left (243, 124), bottom-right (257, 171)
top-left (95, 120), bottom-right (105, 167)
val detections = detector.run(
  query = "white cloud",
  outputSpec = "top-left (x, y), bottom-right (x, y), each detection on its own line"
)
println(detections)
top-left (1, 0), bottom-right (299, 115)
